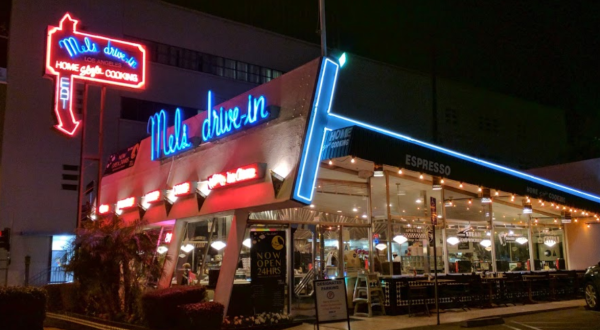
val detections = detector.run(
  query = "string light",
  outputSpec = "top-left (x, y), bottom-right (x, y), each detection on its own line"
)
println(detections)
top-left (441, 179), bottom-right (445, 184)
top-left (351, 157), bottom-right (355, 163)
top-left (478, 187), bottom-right (482, 192)
top-left (459, 182), bottom-right (463, 188)
top-left (495, 191), bottom-right (499, 196)
top-left (398, 168), bottom-right (403, 174)
top-left (419, 174), bottom-right (424, 179)
top-left (328, 160), bottom-right (333, 165)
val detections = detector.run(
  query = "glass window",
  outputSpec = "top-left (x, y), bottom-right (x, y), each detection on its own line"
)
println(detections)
top-left (236, 62), bottom-right (248, 82)
top-left (223, 59), bottom-right (236, 79)
top-left (248, 64), bottom-right (260, 83)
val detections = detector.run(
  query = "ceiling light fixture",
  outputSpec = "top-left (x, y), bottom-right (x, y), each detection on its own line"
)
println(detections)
top-left (211, 241), bottom-right (227, 250)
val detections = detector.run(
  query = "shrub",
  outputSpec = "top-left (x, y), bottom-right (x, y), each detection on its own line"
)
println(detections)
top-left (0, 286), bottom-right (47, 330)
top-left (141, 285), bottom-right (207, 329)
top-left (44, 283), bottom-right (82, 313)
top-left (178, 302), bottom-right (224, 330)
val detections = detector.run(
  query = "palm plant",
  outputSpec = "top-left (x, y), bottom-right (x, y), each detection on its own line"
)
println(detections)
top-left (63, 216), bottom-right (162, 322)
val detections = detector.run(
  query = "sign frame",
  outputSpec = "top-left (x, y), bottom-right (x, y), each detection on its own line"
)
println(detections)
top-left (313, 278), bottom-right (351, 330)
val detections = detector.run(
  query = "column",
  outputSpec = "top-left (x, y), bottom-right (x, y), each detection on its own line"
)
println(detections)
top-left (214, 211), bottom-right (249, 316)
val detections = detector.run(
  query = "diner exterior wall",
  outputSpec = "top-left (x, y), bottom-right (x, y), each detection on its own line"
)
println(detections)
top-left (100, 58), bottom-right (323, 222)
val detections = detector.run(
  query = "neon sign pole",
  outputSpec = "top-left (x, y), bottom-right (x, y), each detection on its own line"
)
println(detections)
top-left (45, 13), bottom-right (147, 228)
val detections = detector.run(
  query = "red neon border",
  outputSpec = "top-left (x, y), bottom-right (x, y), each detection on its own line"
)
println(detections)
top-left (45, 13), bottom-right (147, 136)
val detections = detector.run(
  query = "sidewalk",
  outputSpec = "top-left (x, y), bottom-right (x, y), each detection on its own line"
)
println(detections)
top-left (287, 299), bottom-right (585, 330)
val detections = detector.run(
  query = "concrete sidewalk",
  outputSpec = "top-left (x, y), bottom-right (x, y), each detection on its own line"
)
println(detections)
top-left (288, 299), bottom-right (585, 330)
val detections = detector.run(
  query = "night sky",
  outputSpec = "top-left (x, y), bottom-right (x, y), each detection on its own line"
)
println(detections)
top-left (168, 0), bottom-right (600, 161)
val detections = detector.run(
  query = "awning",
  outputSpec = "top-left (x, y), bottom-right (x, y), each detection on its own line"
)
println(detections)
top-left (321, 125), bottom-right (600, 214)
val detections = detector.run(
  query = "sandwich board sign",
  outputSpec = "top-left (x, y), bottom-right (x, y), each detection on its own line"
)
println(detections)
top-left (313, 279), bottom-right (350, 330)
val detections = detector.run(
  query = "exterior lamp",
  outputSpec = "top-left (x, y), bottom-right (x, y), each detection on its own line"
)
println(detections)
top-left (446, 236), bottom-right (460, 245)
top-left (157, 246), bottom-right (168, 254)
top-left (270, 170), bottom-right (285, 198)
top-left (393, 235), bottom-right (408, 244)
top-left (375, 243), bottom-right (387, 250)
top-left (516, 237), bottom-right (529, 245)
top-left (211, 240), bottom-right (227, 250)
top-left (479, 239), bottom-right (492, 248)
top-left (181, 244), bottom-right (194, 253)
top-left (243, 238), bottom-right (252, 248)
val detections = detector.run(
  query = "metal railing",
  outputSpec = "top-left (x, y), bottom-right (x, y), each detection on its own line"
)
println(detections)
top-left (294, 267), bottom-right (315, 298)
top-left (29, 267), bottom-right (73, 287)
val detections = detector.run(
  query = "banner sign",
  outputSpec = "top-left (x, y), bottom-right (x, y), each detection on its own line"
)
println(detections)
top-left (314, 279), bottom-right (350, 328)
top-left (104, 143), bottom-right (140, 175)
top-left (207, 163), bottom-right (267, 189)
top-left (430, 197), bottom-right (437, 225)
top-left (45, 13), bottom-right (146, 136)
top-left (250, 230), bottom-right (286, 313)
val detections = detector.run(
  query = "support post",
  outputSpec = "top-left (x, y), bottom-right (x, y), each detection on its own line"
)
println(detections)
top-left (214, 211), bottom-right (249, 316)
top-left (96, 86), bottom-right (106, 211)
top-left (24, 255), bottom-right (30, 286)
top-left (76, 84), bottom-right (89, 229)
top-left (157, 220), bottom-right (186, 289)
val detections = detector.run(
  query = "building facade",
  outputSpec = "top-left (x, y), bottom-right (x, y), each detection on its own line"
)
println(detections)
top-left (0, 0), bottom-right (580, 290)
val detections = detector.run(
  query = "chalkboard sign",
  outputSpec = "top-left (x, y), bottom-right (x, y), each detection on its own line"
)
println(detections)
top-left (250, 230), bottom-right (286, 313)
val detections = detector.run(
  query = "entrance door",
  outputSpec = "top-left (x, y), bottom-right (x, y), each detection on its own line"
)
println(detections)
top-left (291, 225), bottom-right (316, 317)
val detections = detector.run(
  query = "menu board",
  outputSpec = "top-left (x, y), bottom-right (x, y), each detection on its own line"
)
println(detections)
top-left (250, 230), bottom-right (286, 313)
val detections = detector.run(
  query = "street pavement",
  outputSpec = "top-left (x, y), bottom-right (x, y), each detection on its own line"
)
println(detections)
top-left (287, 299), bottom-right (585, 330)
top-left (44, 299), bottom-right (586, 330)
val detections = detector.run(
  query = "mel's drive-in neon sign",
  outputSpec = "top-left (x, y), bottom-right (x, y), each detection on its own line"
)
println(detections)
top-left (45, 13), bottom-right (146, 136)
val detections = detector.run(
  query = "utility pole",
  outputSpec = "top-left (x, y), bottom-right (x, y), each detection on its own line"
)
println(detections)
top-left (319, 0), bottom-right (327, 57)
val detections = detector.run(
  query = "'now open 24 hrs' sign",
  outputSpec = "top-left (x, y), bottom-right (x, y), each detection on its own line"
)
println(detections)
top-left (45, 13), bottom-right (146, 136)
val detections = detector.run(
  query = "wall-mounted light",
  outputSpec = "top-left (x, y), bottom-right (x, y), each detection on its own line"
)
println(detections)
top-left (116, 196), bottom-right (136, 215)
top-left (270, 169), bottom-right (286, 197)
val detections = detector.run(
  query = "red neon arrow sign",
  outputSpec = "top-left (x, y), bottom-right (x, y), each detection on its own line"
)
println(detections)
top-left (45, 13), bottom-right (146, 136)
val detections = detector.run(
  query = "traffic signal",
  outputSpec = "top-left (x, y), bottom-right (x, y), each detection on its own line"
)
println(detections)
top-left (0, 228), bottom-right (11, 251)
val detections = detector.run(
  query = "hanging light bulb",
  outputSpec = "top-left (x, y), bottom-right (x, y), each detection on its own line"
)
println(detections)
top-left (243, 238), bottom-right (252, 248)
top-left (480, 239), bottom-right (492, 248)
top-left (211, 241), bottom-right (227, 250)
top-left (446, 237), bottom-right (460, 245)
top-left (393, 235), bottom-right (408, 244)
top-left (181, 244), bottom-right (195, 253)
top-left (375, 243), bottom-right (387, 250)
top-left (515, 237), bottom-right (529, 245)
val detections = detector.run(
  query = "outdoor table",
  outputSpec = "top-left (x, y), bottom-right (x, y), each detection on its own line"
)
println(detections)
top-left (547, 272), bottom-right (570, 300)
top-left (522, 274), bottom-right (548, 304)
top-left (482, 277), bottom-right (509, 307)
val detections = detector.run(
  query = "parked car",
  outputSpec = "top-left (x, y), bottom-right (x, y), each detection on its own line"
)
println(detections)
top-left (584, 262), bottom-right (600, 310)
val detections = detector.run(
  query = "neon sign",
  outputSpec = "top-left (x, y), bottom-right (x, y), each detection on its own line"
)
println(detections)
top-left (207, 163), bottom-right (266, 189)
top-left (45, 13), bottom-right (146, 136)
top-left (147, 108), bottom-right (193, 160)
top-left (164, 232), bottom-right (173, 243)
top-left (201, 91), bottom-right (278, 142)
